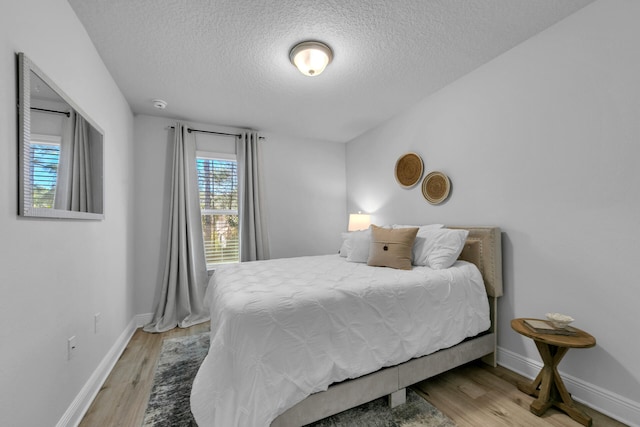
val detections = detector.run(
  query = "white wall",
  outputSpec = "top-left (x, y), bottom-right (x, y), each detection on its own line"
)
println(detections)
top-left (0, 1), bottom-right (135, 426)
top-left (133, 115), bottom-right (346, 315)
top-left (260, 131), bottom-right (347, 259)
top-left (346, 0), bottom-right (639, 424)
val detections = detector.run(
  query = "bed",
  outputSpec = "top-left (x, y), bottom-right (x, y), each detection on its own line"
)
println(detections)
top-left (190, 226), bottom-right (503, 427)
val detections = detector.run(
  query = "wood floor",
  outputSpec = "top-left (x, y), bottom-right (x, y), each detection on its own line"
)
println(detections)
top-left (414, 364), bottom-right (626, 427)
top-left (79, 322), bottom-right (211, 427)
top-left (80, 322), bottom-right (626, 427)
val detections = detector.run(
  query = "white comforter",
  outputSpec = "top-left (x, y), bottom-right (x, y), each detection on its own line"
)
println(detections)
top-left (190, 255), bottom-right (490, 427)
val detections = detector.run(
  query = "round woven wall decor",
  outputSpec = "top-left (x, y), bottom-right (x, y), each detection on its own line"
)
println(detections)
top-left (422, 171), bottom-right (450, 205)
top-left (394, 153), bottom-right (424, 188)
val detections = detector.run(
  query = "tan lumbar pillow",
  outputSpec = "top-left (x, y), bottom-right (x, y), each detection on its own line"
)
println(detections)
top-left (367, 224), bottom-right (418, 270)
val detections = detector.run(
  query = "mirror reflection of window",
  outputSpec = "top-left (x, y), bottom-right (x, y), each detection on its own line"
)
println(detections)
top-left (18, 52), bottom-right (105, 219)
top-left (29, 72), bottom-right (73, 210)
top-left (29, 134), bottom-right (61, 209)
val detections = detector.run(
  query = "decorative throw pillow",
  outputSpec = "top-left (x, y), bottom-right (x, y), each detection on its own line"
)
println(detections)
top-left (413, 228), bottom-right (469, 269)
top-left (345, 229), bottom-right (371, 263)
top-left (367, 225), bottom-right (419, 270)
top-left (391, 224), bottom-right (445, 262)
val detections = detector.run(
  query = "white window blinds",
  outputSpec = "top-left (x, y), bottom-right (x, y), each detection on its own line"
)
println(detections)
top-left (29, 135), bottom-right (62, 208)
top-left (196, 155), bottom-right (239, 265)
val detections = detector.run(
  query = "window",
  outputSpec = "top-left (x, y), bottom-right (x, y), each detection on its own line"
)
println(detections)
top-left (196, 153), bottom-right (239, 265)
top-left (29, 134), bottom-right (61, 208)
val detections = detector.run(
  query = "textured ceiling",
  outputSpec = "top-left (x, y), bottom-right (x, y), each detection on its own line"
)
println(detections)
top-left (68, 0), bottom-right (593, 142)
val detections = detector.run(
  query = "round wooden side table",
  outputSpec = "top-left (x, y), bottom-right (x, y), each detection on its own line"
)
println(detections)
top-left (511, 318), bottom-right (596, 427)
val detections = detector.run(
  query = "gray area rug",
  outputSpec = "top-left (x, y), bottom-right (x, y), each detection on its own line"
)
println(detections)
top-left (142, 333), bottom-right (456, 427)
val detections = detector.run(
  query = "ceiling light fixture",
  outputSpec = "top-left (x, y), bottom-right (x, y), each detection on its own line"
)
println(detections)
top-left (289, 41), bottom-right (333, 77)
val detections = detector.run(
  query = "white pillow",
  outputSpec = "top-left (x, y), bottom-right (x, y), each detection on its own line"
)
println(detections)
top-left (345, 229), bottom-right (371, 263)
top-left (339, 232), bottom-right (349, 257)
top-left (391, 224), bottom-right (444, 262)
top-left (414, 228), bottom-right (469, 269)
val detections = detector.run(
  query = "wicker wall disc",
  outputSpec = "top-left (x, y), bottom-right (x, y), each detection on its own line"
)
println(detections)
top-left (422, 171), bottom-right (450, 205)
top-left (394, 153), bottom-right (424, 188)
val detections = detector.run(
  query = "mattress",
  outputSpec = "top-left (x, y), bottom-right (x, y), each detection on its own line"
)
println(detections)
top-left (190, 254), bottom-right (490, 427)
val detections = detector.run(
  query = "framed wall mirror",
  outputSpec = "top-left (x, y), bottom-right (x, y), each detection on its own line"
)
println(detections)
top-left (17, 52), bottom-right (104, 220)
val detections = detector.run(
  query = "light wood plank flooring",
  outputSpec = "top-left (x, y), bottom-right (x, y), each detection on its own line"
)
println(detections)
top-left (414, 363), bottom-right (626, 427)
top-left (80, 323), bottom-right (626, 426)
top-left (79, 322), bottom-right (211, 427)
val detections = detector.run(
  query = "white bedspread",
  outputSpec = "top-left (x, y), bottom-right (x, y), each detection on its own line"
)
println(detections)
top-left (190, 255), bottom-right (490, 427)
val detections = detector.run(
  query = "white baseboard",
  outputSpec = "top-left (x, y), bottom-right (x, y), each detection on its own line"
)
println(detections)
top-left (55, 316), bottom-right (139, 427)
top-left (498, 346), bottom-right (640, 427)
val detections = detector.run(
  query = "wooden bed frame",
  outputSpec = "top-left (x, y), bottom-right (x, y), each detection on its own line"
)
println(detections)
top-left (272, 226), bottom-right (503, 427)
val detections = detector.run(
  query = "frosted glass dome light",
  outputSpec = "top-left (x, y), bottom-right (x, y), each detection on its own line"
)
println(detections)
top-left (289, 41), bottom-right (333, 77)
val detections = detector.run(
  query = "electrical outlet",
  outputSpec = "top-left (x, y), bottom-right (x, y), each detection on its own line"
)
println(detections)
top-left (67, 336), bottom-right (77, 360)
top-left (94, 312), bottom-right (101, 334)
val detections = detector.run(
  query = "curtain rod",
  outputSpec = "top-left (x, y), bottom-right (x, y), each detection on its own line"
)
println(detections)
top-left (31, 107), bottom-right (70, 117)
top-left (169, 126), bottom-right (264, 140)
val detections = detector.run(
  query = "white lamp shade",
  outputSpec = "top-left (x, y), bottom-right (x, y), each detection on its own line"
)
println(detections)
top-left (348, 213), bottom-right (371, 231)
top-left (290, 41), bottom-right (333, 76)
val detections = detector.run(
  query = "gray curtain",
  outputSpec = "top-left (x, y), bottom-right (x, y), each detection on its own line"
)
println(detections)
top-left (54, 111), bottom-right (92, 211)
top-left (237, 131), bottom-right (270, 261)
top-left (144, 122), bottom-right (210, 333)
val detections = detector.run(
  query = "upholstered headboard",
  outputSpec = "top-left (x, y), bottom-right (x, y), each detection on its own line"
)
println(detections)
top-left (450, 226), bottom-right (503, 298)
